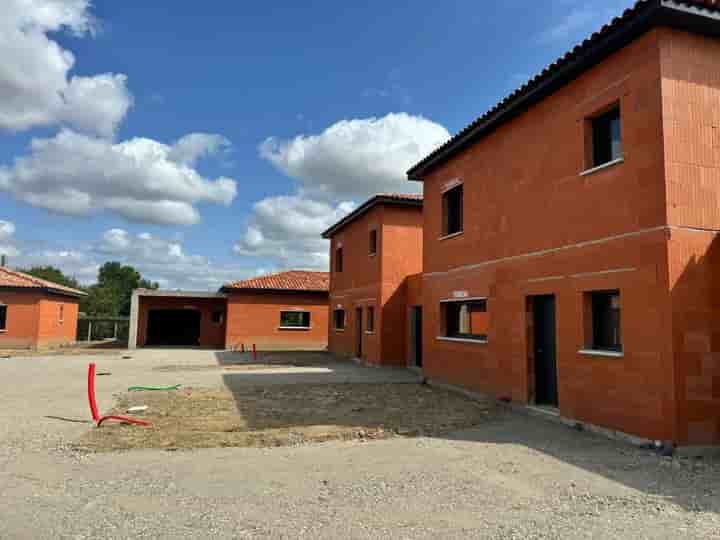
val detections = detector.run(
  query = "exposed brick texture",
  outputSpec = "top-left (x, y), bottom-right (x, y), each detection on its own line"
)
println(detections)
top-left (417, 29), bottom-right (691, 444)
top-left (0, 290), bottom-right (79, 349)
top-left (327, 202), bottom-right (423, 366)
top-left (225, 291), bottom-right (328, 351)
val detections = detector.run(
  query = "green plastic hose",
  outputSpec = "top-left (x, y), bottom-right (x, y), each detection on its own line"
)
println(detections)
top-left (128, 384), bottom-right (181, 391)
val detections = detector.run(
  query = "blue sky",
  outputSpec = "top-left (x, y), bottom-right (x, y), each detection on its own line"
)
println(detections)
top-left (0, 0), bottom-right (634, 289)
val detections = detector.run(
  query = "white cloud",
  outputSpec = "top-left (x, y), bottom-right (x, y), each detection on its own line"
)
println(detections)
top-left (0, 220), bottom-right (20, 257)
top-left (0, 0), bottom-right (131, 136)
top-left (5, 226), bottom-right (260, 290)
top-left (233, 195), bottom-right (355, 270)
top-left (259, 113), bottom-right (449, 200)
top-left (0, 129), bottom-right (238, 225)
top-left (94, 229), bottom-right (259, 289)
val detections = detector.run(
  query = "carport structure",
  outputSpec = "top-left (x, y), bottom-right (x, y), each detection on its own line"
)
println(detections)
top-left (129, 289), bottom-right (227, 349)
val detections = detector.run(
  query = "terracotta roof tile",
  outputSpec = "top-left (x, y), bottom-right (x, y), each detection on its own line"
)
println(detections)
top-left (222, 270), bottom-right (329, 292)
top-left (0, 267), bottom-right (86, 297)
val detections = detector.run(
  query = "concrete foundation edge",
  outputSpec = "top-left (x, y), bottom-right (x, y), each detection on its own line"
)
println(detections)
top-left (424, 378), bottom-right (719, 456)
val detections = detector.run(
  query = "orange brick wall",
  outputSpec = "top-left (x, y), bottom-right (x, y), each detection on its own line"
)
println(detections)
top-left (0, 290), bottom-right (79, 349)
top-left (419, 29), bottom-right (682, 443)
top-left (0, 291), bottom-right (41, 348)
top-left (328, 204), bottom-right (423, 365)
top-left (225, 291), bottom-right (329, 350)
top-left (661, 28), bottom-right (720, 445)
top-left (137, 296), bottom-right (227, 349)
top-left (37, 295), bottom-right (80, 348)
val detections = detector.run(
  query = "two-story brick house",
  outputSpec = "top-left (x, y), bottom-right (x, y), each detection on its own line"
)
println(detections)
top-left (407, 0), bottom-right (720, 446)
top-left (322, 194), bottom-right (423, 366)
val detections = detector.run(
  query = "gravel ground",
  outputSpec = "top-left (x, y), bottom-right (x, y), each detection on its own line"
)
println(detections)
top-left (1, 349), bottom-right (719, 539)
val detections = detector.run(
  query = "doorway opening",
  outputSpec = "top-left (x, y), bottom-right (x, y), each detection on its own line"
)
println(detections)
top-left (411, 306), bottom-right (423, 368)
top-left (146, 309), bottom-right (201, 346)
top-left (355, 307), bottom-right (363, 358)
top-left (529, 295), bottom-right (558, 407)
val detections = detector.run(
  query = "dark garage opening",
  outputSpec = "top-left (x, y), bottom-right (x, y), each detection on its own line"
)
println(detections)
top-left (146, 309), bottom-right (201, 346)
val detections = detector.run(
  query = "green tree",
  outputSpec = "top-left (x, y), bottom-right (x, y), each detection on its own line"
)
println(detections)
top-left (20, 265), bottom-right (83, 291)
top-left (93, 262), bottom-right (159, 316)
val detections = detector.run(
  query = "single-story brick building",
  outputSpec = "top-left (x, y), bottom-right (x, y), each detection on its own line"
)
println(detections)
top-left (129, 270), bottom-right (329, 350)
top-left (0, 266), bottom-right (85, 349)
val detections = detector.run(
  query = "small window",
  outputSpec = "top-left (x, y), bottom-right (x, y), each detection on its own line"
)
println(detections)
top-left (211, 310), bottom-right (224, 324)
top-left (333, 309), bottom-right (346, 330)
top-left (59, 304), bottom-right (64, 324)
top-left (591, 106), bottom-right (622, 167)
top-left (587, 291), bottom-right (622, 352)
top-left (444, 299), bottom-right (488, 341)
top-left (443, 184), bottom-right (463, 236)
top-left (335, 247), bottom-right (344, 273)
top-left (280, 311), bottom-right (310, 328)
top-left (369, 230), bottom-right (377, 256)
top-left (0, 305), bottom-right (6, 331)
top-left (366, 306), bottom-right (375, 333)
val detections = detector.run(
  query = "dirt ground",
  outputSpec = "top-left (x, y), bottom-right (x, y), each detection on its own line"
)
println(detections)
top-left (79, 383), bottom-right (496, 451)
top-left (0, 339), bottom-right (126, 358)
top-left (2, 349), bottom-right (720, 539)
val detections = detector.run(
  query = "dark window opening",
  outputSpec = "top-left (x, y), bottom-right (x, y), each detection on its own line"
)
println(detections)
top-left (369, 230), bottom-right (377, 256)
top-left (211, 310), bottom-right (224, 324)
top-left (0, 305), bottom-right (6, 331)
top-left (335, 247), bottom-right (344, 272)
top-left (591, 107), bottom-right (622, 167)
top-left (444, 299), bottom-right (488, 341)
top-left (59, 304), bottom-right (64, 323)
top-left (366, 306), bottom-right (375, 332)
top-left (443, 185), bottom-right (463, 236)
top-left (588, 291), bottom-right (622, 352)
top-left (280, 311), bottom-right (310, 328)
top-left (334, 309), bottom-right (346, 330)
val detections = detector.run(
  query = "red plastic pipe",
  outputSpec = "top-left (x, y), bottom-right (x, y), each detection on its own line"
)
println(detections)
top-left (87, 363), bottom-right (151, 427)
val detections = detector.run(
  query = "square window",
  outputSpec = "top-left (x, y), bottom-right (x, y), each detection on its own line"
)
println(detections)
top-left (0, 305), bottom-right (6, 331)
top-left (369, 230), bottom-right (377, 256)
top-left (586, 290), bottom-right (622, 352)
top-left (591, 106), bottom-right (622, 167)
top-left (211, 310), bottom-right (224, 324)
top-left (280, 311), bottom-right (310, 328)
top-left (334, 309), bottom-right (346, 330)
top-left (444, 299), bottom-right (487, 341)
top-left (366, 306), bottom-right (375, 332)
top-left (443, 185), bottom-right (463, 236)
top-left (335, 247), bottom-right (344, 273)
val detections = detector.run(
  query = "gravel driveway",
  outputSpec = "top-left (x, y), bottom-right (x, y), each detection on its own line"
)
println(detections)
top-left (1, 349), bottom-right (719, 539)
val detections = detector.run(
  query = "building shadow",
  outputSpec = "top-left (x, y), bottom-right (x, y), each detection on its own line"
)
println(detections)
top-left (212, 350), bottom-right (719, 515)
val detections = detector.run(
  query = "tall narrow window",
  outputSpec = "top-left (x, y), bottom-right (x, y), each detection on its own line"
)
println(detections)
top-left (0, 304), bottom-right (6, 331)
top-left (59, 304), bottom-right (64, 323)
top-left (333, 309), bottom-right (346, 330)
top-left (444, 299), bottom-right (488, 341)
top-left (211, 310), bottom-right (224, 324)
top-left (335, 247), bottom-right (344, 273)
top-left (588, 290), bottom-right (622, 352)
top-left (366, 306), bottom-right (375, 332)
top-left (591, 106), bottom-right (622, 167)
top-left (369, 230), bottom-right (377, 256)
top-left (443, 184), bottom-right (463, 236)
top-left (280, 311), bottom-right (310, 328)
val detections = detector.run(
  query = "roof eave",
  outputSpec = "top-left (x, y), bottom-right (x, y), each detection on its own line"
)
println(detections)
top-left (407, 1), bottom-right (720, 181)
top-left (321, 196), bottom-right (423, 239)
